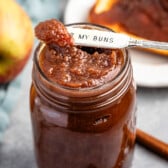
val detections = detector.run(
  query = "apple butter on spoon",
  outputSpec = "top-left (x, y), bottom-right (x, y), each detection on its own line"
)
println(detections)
top-left (35, 19), bottom-right (168, 54)
top-left (35, 19), bottom-right (74, 48)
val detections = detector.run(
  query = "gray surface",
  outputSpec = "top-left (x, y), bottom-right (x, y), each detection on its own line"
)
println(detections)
top-left (0, 57), bottom-right (168, 168)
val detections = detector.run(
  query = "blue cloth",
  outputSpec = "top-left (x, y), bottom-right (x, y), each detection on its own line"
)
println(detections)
top-left (0, 77), bottom-right (21, 142)
top-left (17, 0), bottom-right (66, 24)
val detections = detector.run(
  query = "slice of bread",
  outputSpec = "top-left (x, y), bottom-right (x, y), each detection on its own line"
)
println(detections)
top-left (88, 0), bottom-right (168, 56)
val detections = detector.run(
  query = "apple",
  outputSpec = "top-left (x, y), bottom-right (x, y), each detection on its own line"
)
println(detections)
top-left (0, 0), bottom-right (34, 84)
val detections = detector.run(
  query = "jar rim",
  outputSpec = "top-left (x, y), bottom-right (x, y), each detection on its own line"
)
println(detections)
top-left (34, 23), bottom-right (129, 95)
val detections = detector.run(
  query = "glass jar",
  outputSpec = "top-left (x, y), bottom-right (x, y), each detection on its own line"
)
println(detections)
top-left (30, 23), bottom-right (136, 168)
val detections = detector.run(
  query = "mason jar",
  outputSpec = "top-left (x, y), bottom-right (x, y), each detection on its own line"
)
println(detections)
top-left (30, 23), bottom-right (136, 168)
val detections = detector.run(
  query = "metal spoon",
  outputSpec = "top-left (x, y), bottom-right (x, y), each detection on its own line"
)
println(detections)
top-left (67, 27), bottom-right (168, 50)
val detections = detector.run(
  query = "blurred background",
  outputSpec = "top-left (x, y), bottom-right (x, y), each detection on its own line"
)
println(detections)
top-left (0, 0), bottom-right (168, 168)
top-left (17, 0), bottom-right (67, 23)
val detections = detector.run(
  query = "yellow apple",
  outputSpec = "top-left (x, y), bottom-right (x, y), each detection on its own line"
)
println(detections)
top-left (0, 0), bottom-right (34, 84)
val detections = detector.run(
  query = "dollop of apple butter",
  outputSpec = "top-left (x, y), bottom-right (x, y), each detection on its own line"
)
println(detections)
top-left (35, 19), bottom-right (124, 88)
top-left (35, 19), bottom-right (73, 47)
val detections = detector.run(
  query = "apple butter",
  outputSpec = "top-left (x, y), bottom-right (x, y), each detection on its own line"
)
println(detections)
top-left (30, 20), bottom-right (136, 168)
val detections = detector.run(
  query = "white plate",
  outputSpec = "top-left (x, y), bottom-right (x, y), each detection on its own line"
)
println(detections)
top-left (64, 0), bottom-right (168, 87)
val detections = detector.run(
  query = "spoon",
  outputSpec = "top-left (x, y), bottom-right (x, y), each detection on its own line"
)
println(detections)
top-left (67, 27), bottom-right (168, 50)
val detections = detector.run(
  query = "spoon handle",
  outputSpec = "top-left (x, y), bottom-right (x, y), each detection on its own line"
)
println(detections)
top-left (129, 39), bottom-right (168, 50)
top-left (67, 27), bottom-right (168, 50)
